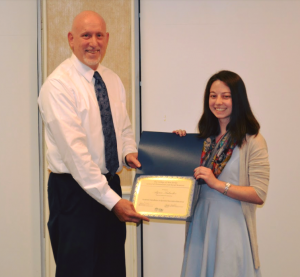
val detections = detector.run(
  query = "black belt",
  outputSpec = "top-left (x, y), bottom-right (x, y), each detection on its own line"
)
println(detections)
top-left (104, 172), bottom-right (114, 182)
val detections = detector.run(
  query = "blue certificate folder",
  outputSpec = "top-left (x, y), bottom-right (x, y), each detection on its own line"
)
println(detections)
top-left (136, 131), bottom-right (204, 176)
top-left (130, 131), bottom-right (204, 220)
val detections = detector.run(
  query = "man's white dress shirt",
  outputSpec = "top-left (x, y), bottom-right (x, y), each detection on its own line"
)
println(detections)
top-left (38, 54), bottom-right (137, 210)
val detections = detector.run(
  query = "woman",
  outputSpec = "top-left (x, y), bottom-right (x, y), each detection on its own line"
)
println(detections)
top-left (174, 70), bottom-right (269, 277)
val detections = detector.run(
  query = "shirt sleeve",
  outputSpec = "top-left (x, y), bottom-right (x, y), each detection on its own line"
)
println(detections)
top-left (38, 78), bottom-right (121, 210)
top-left (117, 78), bottom-right (138, 165)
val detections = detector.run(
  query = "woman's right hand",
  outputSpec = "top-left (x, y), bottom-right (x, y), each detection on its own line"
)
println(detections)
top-left (172, 129), bottom-right (187, 137)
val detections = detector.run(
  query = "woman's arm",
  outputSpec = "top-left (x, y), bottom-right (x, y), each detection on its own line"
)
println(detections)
top-left (194, 167), bottom-right (263, 204)
top-left (174, 130), bottom-right (269, 205)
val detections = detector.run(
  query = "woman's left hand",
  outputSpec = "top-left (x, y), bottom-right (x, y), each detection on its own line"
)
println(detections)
top-left (194, 166), bottom-right (218, 189)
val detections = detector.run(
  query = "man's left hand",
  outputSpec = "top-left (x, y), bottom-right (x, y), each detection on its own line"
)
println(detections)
top-left (112, 199), bottom-right (149, 223)
top-left (125, 152), bottom-right (141, 168)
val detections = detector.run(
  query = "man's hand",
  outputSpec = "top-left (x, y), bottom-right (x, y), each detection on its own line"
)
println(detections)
top-left (125, 152), bottom-right (141, 168)
top-left (112, 199), bottom-right (149, 223)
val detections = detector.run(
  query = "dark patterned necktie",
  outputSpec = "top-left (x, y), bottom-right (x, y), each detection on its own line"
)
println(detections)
top-left (94, 71), bottom-right (119, 175)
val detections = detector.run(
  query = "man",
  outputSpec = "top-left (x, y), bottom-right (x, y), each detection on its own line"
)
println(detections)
top-left (38, 11), bottom-right (149, 277)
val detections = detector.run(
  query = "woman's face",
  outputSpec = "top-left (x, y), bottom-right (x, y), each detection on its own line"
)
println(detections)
top-left (209, 80), bottom-right (232, 124)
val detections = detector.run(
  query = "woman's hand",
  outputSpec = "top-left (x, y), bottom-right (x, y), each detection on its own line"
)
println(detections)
top-left (194, 166), bottom-right (220, 189)
top-left (173, 129), bottom-right (186, 137)
top-left (194, 166), bottom-right (264, 204)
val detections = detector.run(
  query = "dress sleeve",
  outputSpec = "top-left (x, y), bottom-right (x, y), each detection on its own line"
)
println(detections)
top-left (38, 78), bottom-right (121, 210)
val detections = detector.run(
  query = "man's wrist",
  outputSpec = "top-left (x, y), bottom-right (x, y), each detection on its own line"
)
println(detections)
top-left (101, 189), bottom-right (121, 211)
top-left (124, 155), bottom-right (130, 167)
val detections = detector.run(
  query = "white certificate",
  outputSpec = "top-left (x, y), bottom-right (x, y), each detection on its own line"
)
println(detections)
top-left (131, 176), bottom-right (195, 220)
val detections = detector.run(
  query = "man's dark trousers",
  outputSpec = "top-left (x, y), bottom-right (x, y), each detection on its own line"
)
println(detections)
top-left (47, 173), bottom-right (126, 277)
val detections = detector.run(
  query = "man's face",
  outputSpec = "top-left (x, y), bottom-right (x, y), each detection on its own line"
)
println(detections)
top-left (68, 14), bottom-right (109, 70)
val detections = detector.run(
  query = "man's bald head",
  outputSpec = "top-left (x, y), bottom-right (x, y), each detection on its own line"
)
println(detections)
top-left (71, 11), bottom-right (106, 34)
top-left (68, 11), bottom-right (109, 70)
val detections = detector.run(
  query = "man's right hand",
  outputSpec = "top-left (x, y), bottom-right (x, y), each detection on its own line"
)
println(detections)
top-left (112, 199), bottom-right (150, 223)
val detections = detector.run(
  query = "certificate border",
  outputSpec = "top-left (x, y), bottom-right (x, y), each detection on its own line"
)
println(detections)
top-left (131, 175), bottom-right (195, 220)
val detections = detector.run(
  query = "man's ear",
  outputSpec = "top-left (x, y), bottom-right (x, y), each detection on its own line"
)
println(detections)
top-left (68, 32), bottom-right (74, 49)
top-left (106, 32), bottom-right (110, 45)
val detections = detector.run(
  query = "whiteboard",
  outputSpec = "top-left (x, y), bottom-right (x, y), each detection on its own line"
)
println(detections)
top-left (140, 1), bottom-right (300, 276)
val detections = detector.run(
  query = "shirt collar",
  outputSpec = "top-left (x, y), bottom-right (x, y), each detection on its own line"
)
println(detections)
top-left (70, 53), bottom-right (103, 83)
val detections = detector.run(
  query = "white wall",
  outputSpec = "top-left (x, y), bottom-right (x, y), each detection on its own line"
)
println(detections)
top-left (0, 1), bottom-right (41, 276)
top-left (140, 1), bottom-right (300, 276)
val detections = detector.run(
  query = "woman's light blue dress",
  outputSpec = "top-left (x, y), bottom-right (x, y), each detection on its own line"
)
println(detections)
top-left (181, 147), bottom-right (261, 277)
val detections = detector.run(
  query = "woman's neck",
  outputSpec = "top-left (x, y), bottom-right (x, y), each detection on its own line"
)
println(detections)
top-left (218, 119), bottom-right (229, 136)
top-left (216, 127), bottom-right (228, 143)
